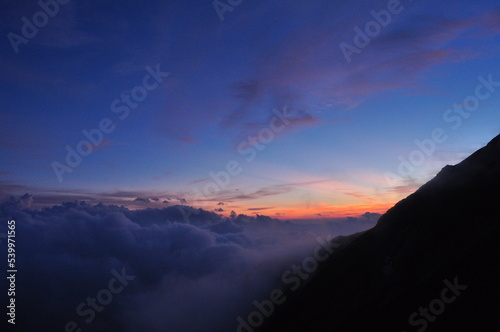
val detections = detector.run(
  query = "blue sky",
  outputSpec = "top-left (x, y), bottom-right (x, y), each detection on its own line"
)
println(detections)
top-left (1, 0), bottom-right (499, 218)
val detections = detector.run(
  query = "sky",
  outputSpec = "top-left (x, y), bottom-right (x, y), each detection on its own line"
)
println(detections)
top-left (1, 1), bottom-right (500, 331)
top-left (1, 0), bottom-right (500, 219)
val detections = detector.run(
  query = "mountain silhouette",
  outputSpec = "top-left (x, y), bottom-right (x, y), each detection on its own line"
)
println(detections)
top-left (259, 133), bottom-right (500, 332)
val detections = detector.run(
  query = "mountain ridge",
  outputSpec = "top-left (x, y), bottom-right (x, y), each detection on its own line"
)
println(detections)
top-left (259, 133), bottom-right (500, 332)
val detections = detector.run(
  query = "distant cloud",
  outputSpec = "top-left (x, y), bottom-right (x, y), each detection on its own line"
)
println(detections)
top-left (153, 171), bottom-right (173, 181)
top-left (231, 79), bottom-right (263, 103)
top-left (360, 212), bottom-right (382, 220)
top-left (211, 180), bottom-right (335, 202)
top-left (134, 197), bottom-right (162, 204)
top-left (0, 184), bottom-right (190, 210)
top-left (134, 197), bottom-right (151, 203)
top-left (189, 178), bottom-right (208, 185)
top-left (1, 193), bottom-right (33, 210)
top-left (343, 191), bottom-right (376, 202)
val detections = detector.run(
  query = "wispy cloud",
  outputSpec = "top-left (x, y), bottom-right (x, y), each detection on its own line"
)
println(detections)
top-left (247, 207), bottom-right (274, 211)
top-left (153, 171), bottom-right (173, 181)
top-left (189, 178), bottom-right (208, 185)
top-left (209, 180), bottom-right (336, 202)
top-left (483, 9), bottom-right (500, 33)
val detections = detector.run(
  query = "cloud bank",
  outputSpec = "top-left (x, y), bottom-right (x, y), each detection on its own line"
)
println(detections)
top-left (0, 195), bottom-right (380, 332)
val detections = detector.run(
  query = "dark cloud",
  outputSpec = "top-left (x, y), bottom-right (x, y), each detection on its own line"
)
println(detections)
top-left (231, 79), bottom-right (264, 103)
top-left (236, 108), bottom-right (322, 150)
top-left (0, 193), bottom-right (33, 210)
top-left (248, 207), bottom-right (273, 211)
top-left (134, 197), bottom-right (151, 203)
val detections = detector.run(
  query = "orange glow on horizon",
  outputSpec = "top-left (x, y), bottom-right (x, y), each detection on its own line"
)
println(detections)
top-left (223, 201), bottom-right (396, 220)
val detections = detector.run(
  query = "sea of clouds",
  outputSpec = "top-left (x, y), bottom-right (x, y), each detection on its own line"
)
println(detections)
top-left (0, 195), bottom-right (380, 332)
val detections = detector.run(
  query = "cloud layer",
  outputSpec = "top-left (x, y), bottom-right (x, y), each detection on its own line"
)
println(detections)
top-left (0, 195), bottom-right (379, 332)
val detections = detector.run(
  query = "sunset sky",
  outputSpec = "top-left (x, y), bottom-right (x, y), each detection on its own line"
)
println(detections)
top-left (1, 0), bottom-right (499, 219)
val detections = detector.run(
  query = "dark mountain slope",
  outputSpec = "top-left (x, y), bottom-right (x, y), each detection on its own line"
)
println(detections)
top-left (260, 133), bottom-right (500, 332)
